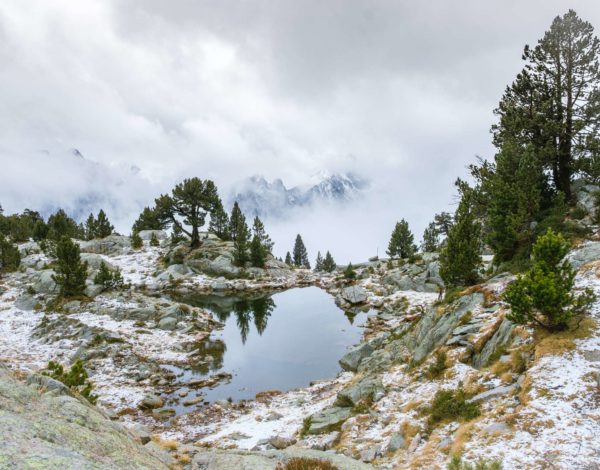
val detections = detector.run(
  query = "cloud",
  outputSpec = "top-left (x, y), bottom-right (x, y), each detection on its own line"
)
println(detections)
top-left (1, 0), bottom-right (600, 256)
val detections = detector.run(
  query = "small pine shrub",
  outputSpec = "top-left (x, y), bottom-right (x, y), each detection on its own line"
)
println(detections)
top-left (447, 455), bottom-right (502, 470)
top-left (93, 262), bottom-right (124, 290)
top-left (343, 263), bottom-right (356, 280)
top-left (44, 359), bottom-right (98, 404)
top-left (150, 232), bottom-right (160, 247)
top-left (131, 231), bottom-right (143, 249)
top-left (425, 387), bottom-right (480, 429)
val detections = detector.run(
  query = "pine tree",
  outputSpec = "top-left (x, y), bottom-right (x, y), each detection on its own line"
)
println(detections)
top-left (149, 232), bottom-right (160, 247)
top-left (84, 214), bottom-right (97, 240)
top-left (433, 212), bottom-right (453, 237)
top-left (343, 263), bottom-right (356, 280)
top-left (284, 251), bottom-right (293, 265)
top-left (94, 262), bottom-right (124, 290)
top-left (47, 209), bottom-right (81, 241)
top-left (32, 220), bottom-right (48, 241)
top-left (209, 199), bottom-right (230, 241)
top-left (322, 251), bottom-right (336, 273)
top-left (132, 206), bottom-right (164, 233)
top-left (170, 224), bottom-right (185, 245)
top-left (439, 183), bottom-right (482, 287)
top-left (386, 219), bottom-right (416, 259)
top-left (154, 178), bottom-right (221, 248)
top-left (292, 234), bottom-right (310, 268)
top-left (249, 217), bottom-right (273, 268)
top-left (503, 229), bottom-right (595, 330)
top-left (314, 251), bottom-right (324, 271)
top-left (95, 210), bottom-right (113, 238)
top-left (131, 231), bottom-right (143, 249)
top-left (52, 236), bottom-right (88, 297)
top-left (233, 213), bottom-right (250, 266)
top-left (422, 222), bottom-right (440, 252)
top-left (0, 235), bottom-right (21, 273)
top-left (229, 202), bottom-right (244, 242)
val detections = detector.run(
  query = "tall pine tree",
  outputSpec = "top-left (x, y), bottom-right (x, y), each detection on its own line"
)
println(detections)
top-left (387, 219), bottom-right (416, 259)
top-left (322, 251), bottom-right (336, 273)
top-left (292, 234), bottom-right (310, 268)
top-left (209, 199), bottom-right (231, 241)
top-left (439, 182), bottom-right (482, 287)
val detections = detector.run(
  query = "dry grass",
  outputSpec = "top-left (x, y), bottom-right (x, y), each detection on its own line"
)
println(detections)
top-left (402, 400), bottom-right (423, 413)
top-left (534, 317), bottom-right (597, 360)
top-left (519, 374), bottom-right (533, 405)
top-left (275, 457), bottom-right (339, 470)
top-left (450, 422), bottom-right (476, 456)
top-left (401, 420), bottom-right (421, 441)
top-left (152, 437), bottom-right (178, 451)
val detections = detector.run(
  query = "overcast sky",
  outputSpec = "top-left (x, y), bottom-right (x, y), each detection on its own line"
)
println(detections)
top-left (1, 1), bottom-right (600, 260)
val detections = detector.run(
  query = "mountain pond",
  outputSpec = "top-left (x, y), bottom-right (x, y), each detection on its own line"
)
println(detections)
top-left (164, 286), bottom-right (371, 414)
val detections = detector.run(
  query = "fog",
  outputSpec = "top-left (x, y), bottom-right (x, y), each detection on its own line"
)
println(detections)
top-left (1, 1), bottom-right (600, 261)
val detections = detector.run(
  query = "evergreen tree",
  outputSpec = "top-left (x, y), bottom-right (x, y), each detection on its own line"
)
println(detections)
top-left (439, 183), bottom-right (482, 287)
top-left (84, 213), bottom-right (97, 240)
top-left (131, 231), bottom-right (143, 249)
top-left (343, 263), bottom-right (356, 280)
top-left (292, 234), bottom-right (310, 268)
top-left (46, 209), bottom-right (81, 241)
top-left (32, 220), bottom-right (48, 241)
top-left (149, 232), bottom-right (160, 247)
top-left (154, 178), bottom-right (221, 248)
top-left (492, 10), bottom-right (600, 201)
top-left (132, 206), bottom-right (164, 233)
top-left (170, 224), bottom-right (185, 245)
top-left (422, 222), bottom-right (440, 252)
top-left (433, 212), bottom-right (453, 237)
top-left (95, 210), bottom-right (113, 238)
top-left (229, 202), bottom-right (245, 241)
top-left (503, 229), bottom-right (595, 330)
top-left (0, 235), bottom-right (21, 273)
top-left (52, 236), bottom-right (88, 297)
top-left (314, 251), bottom-right (324, 271)
top-left (208, 199), bottom-right (230, 241)
top-left (386, 219), bottom-right (416, 259)
top-left (94, 262), bottom-right (124, 290)
top-left (249, 217), bottom-right (273, 268)
top-left (322, 251), bottom-right (336, 273)
top-left (233, 213), bottom-right (250, 266)
top-left (284, 251), bottom-right (293, 265)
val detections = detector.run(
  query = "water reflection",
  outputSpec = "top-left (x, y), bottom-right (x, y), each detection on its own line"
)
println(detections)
top-left (181, 293), bottom-right (276, 343)
top-left (169, 287), bottom-right (371, 407)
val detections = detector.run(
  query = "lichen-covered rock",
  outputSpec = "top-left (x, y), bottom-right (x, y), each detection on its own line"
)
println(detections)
top-left (566, 241), bottom-right (600, 270)
top-left (339, 342), bottom-right (374, 372)
top-left (472, 318), bottom-right (514, 369)
top-left (308, 407), bottom-right (353, 434)
top-left (78, 235), bottom-right (131, 256)
top-left (336, 376), bottom-right (384, 407)
top-left (192, 447), bottom-right (374, 470)
top-left (0, 365), bottom-right (169, 469)
top-left (341, 285), bottom-right (368, 304)
top-left (32, 270), bottom-right (58, 294)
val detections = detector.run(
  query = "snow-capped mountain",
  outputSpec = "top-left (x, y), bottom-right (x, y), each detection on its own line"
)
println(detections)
top-left (230, 173), bottom-right (368, 218)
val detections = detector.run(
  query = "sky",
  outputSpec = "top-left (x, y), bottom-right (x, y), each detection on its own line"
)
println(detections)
top-left (1, 0), bottom-right (600, 261)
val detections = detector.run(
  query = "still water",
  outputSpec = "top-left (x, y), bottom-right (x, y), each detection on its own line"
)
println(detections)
top-left (166, 286), bottom-right (370, 411)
